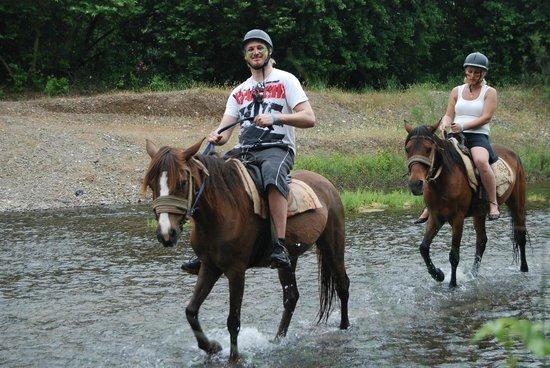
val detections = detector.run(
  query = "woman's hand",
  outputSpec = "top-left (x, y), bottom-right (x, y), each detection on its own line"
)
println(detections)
top-left (450, 122), bottom-right (464, 133)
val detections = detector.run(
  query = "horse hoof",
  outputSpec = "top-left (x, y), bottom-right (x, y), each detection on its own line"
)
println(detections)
top-left (521, 265), bottom-right (529, 272)
top-left (433, 268), bottom-right (445, 282)
top-left (207, 340), bottom-right (222, 354)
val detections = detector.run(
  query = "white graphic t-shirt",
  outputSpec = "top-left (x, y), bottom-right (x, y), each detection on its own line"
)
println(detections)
top-left (224, 68), bottom-right (308, 153)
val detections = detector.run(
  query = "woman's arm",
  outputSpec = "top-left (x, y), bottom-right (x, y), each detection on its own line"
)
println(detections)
top-left (439, 87), bottom-right (458, 132)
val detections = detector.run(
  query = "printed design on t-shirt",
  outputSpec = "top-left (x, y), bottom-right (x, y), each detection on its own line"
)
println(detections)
top-left (233, 80), bottom-right (286, 105)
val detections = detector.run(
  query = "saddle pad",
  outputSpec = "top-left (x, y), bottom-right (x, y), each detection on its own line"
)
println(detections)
top-left (229, 159), bottom-right (323, 219)
top-left (449, 138), bottom-right (515, 198)
top-left (449, 137), bottom-right (478, 190)
top-left (492, 158), bottom-right (515, 198)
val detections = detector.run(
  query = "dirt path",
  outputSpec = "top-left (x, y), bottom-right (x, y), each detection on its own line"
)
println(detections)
top-left (1, 89), bottom-right (369, 212)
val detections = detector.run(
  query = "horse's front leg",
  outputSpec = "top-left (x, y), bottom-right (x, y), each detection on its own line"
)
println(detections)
top-left (420, 215), bottom-right (445, 282)
top-left (226, 268), bottom-right (246, 363)
top-left (449, 215), bottom-right (465, 287)
top-left (471, 215), bottom-right (487, 277)
top-left (185, 263), bottom-right (222, 355)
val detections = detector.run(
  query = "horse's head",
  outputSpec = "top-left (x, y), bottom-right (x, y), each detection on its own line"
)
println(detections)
top-left (404, 122), bottom-right (440, 195)
top-left (142, 138), bottom-right (207, 247)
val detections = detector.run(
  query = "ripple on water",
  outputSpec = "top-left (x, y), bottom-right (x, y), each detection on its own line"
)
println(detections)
top-left (0, 206), bottom-right (548, 367)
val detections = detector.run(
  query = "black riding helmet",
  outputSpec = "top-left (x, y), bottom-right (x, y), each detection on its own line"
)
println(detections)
top-left (463, 52), bottom-right (489, 71)
top-left (242, 29), bottom-right (273, 70)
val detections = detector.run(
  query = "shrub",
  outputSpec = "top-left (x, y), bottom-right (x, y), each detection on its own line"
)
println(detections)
top-left (44, 76), bottom-right (69, 96)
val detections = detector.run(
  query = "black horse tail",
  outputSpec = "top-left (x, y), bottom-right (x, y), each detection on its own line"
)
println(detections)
top-left (315, 210), bottom-right (348, 324)
top-left (317, 246), bottom-right (337, 323)
top-left (508, 155), bottom-right (528, 263)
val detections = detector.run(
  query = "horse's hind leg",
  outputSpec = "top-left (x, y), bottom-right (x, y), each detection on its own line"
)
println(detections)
top-left (275, 259), bottom-right (299, 339)
top-left (186, 264), bottom-right (222, 355)
top-left (316, 216), bottom-right (349, 329)
top-left (471, 215), bottom-right (487, 277)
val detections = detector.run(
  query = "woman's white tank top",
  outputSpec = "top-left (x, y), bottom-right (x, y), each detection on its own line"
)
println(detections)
top-left (454, 84), bottom-right (490, 135)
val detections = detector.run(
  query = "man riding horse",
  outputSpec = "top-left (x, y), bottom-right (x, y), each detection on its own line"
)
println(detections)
top-left (181, 29), bottom-right (316, 274)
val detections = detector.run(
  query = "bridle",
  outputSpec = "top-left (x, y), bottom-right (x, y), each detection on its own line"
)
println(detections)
top-left (405, 134), bottom-right (442, 182)
top-left (151, 157), bottom-right (209, 220)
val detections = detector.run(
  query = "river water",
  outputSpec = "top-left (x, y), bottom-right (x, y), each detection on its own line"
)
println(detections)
top-left (0, 206), bottom-right (548, 367)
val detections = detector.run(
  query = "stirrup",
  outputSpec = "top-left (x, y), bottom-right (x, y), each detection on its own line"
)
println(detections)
top-left (181, 257), bottom-right (201, 275)
top-left (487, 201), bottom-right (500, 221)
top-left (270, 241), bottom-right (291, 269)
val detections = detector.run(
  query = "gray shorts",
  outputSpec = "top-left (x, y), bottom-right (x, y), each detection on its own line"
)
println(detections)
top-left (225, 146), bottom-right (294, 198)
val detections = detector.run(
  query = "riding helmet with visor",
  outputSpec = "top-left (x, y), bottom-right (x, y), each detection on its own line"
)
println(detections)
top-left (463, 52), bottom-right (489, 71)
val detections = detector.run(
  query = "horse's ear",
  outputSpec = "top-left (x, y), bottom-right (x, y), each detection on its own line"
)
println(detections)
top-left (429, 117), bottom-right (442, 133)
top-left (146, 139), bottom-right (159, 158)
top-left (405, 121), bottom-right (413, 133)
top-left (183, 138), bottom-right (206, 160)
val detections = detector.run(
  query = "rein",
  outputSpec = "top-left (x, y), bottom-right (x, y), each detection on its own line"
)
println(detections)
top-left (152, 117), bottom-right (251, 218)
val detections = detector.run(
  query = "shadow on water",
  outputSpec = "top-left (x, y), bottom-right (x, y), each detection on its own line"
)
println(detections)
top-left (0, 205), bottom-right (548, 367)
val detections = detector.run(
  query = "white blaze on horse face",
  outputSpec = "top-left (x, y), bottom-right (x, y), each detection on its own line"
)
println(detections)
top-left (158, 171), bottom-right (171, 236)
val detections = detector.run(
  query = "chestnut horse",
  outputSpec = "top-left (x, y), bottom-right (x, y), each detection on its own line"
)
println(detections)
top-left (404, 123), bottom-right (528, 287)
top-left (142, 139), bottom-right (349, 362)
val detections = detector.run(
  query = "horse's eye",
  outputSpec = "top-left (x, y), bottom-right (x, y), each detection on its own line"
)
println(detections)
top-left (177, 180), bottom-right (187, 191)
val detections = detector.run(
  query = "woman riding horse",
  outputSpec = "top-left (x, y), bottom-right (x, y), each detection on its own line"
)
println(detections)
top-left (404, 123), bottom-right (528, 287)
top-left (416, 52), bottom-right (500, 224)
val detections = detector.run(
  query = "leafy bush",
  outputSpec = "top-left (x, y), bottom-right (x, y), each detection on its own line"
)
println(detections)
top-left (148, 75), bottom-right (171, 91)
top-left (473, 318), bottom-right (549, 367)
top-left (44, 77), bottom-right (69, 96)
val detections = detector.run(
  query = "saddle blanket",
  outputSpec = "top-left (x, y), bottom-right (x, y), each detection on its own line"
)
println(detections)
top-left (449, 138), bottom-right (515, 198)
top-left (229, 158), bottom-right (323, 219)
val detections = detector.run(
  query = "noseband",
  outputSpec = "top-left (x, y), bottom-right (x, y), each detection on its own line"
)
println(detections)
top-left (405, 134), bottom-right (442, 182)
top-left (152, 158), bottom-right (209, 218)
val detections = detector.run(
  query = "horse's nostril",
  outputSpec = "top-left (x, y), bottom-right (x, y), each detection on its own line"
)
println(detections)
top-left (409, 180), bottom-right (424, 195)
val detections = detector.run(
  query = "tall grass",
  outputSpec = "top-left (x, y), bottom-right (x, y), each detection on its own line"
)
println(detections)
top-left (341, 189), bottom-right (423, 214)
top-left (295, 151), bottom-right (406, 190)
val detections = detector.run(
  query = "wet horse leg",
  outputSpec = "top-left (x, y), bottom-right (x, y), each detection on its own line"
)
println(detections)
top-left (185, 264), bottom-right (222, 355)
top-left (420, 216), bottom-right (445, 282)
top-left (449, 215), bottom-right (465, 287)
top-left (471, 215), bottom-right (487, 277)
top-left (275, 258), bottom-right (299, 339)
top-left (226, 269), bottom-right (246, 363)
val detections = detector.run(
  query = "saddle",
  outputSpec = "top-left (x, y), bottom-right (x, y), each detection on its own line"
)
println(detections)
top-left (448, 137), bottom-right (515, 198)
top-left (229, 159), bottom-right (323, 219)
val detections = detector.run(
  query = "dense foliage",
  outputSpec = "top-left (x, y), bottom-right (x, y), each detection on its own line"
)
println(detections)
top-left (1, 0), bottom-right (548, 93)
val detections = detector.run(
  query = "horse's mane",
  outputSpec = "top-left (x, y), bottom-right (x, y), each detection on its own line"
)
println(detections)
top-left (142, 147), bottom-right (249, 221)
top-left (195, 153), bottom-right (249, 214)
top-left (406, 126), bottom-right (467, 176)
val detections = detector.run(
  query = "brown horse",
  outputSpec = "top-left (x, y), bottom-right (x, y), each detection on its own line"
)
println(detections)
top-left (404, 123), bottom-right (528, 287)
top-left (142, 139), bottom-right (349, 363)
